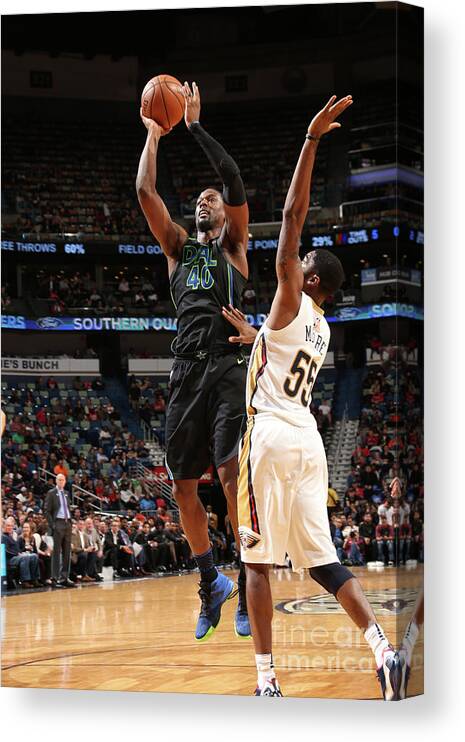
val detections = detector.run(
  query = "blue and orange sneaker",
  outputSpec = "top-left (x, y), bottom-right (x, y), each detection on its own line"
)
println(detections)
top-left (377, 649), bottom-right (405, 701)
top-left (254, 678), bottom-right (283, 697)
top-left (234, 578), bottom-right (252, 639)
top-left (195, 572), bottom-right (237, 642)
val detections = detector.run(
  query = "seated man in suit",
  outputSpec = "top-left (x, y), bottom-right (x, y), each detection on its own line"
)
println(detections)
top-left (84, 516), bottom-right (104, 580)
top-left (103, 518), bottom-right (135, 578)
top-left (95, 521), bottom-right (108, 574)
top-left (133, 520), bottom-right (169, 572)
top-left (163, 520), bottom-right (191, 569)
top-left (70, 519), bottom-right (95, 582)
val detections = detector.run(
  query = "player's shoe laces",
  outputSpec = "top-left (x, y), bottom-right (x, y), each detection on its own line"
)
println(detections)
top-left (377, 649), bottom-right (406, 701)
top-left (195, 572), bottom-right (237, 642)
top-left (254, 678), bottom-right (283, 697)
top-left (234, 579), bottom-right (252, 639)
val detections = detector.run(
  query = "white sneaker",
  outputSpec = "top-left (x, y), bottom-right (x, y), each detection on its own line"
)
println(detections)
top-left (377, 649), bottom-right (406, 701)
top-left (254, 678), bottom-right (283, 697)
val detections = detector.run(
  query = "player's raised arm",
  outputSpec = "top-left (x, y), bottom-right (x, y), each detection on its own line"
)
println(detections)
top-left (268, 95), bottom-right (353, 330)
top-left (183, 82), bottom-right (249, 273)
top-left (136, 111), bottom-right (188, 267)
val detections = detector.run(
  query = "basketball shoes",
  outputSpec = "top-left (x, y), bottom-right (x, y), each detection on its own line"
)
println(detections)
top-left (234, 574), bottom-right (252, 639)
top-left (195, 572), bottom-right (237, 642)
top-left (377, 649), bottom-right (406, 701)
top-left (254, 678), bottom-right (283, 697)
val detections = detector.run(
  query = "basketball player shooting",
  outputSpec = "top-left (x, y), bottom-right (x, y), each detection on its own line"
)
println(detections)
top-left (136, 81), bottom-right (253, 642)
top-left (237, 95), bottom-right (404, 699)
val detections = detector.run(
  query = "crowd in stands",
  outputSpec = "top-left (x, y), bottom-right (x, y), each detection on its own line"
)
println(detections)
top-left (126, 371), bottom-right (334, 445)
top-left (1, 374), bottom-right (236, 589)
top-left (341, 183), bottom-right (423, 229)
top-left (346, 80), bottom-right (423, 229)
top-left (2, 461), bottom-right (234, 590)
top-left (2, 98), bottom-right (329, 237)
top-left (329, 499), bottom-right (423, 568)
top-left (9, 259), bottom-right (422, 319)
top-left (2, 502), bottom-right (234, 590)
top-left (128, 376), bottom-right (166, 436)
top-left (20, 267), bottom-right (168, 315)
top-left (328, 354), bottom-right (423, 567)
top-left (2, 118), bottom-right (148, 239)
top-left (2, 341), bottom-right (423, 589)
top-left (129, 371), bottom-right (334, 445)
top-left (2, 83), bottom-right (422, 242)
top-left (166, 97), bottom-right (329, 223)
top-left (367, 337), bottom-right (418, 364)
top-left (1, 364), bottom-right (335, 589)
top-left (1, 375), bottom-right (166, 511)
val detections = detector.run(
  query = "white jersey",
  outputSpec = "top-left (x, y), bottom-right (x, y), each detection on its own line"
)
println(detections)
top-left (246, 292), bottom-right (330, 428)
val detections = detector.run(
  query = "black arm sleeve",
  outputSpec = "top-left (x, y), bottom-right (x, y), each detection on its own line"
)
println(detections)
top-left (188, 121), bottom-right (246, 207)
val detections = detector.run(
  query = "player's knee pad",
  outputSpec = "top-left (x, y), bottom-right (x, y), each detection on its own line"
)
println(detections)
top-left (309, 562), bottom-right (354, 596)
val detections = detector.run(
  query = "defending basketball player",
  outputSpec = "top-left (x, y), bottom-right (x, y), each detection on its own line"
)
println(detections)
top-left (238, 95), bottom-right (404, 699)
top-left (136, 81), bottom-right (252, 641)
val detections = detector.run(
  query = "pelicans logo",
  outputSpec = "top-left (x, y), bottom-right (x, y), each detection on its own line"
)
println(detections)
top-left (276, 588), bottom-right (419, 615)
top-left (239, 526), bottom-right (262, 549)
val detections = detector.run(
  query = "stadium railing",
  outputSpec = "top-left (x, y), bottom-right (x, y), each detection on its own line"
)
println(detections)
top-left (127, 460), bottom-right (177, 512)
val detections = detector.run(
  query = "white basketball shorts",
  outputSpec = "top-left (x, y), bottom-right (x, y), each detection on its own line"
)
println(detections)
top-left (237, 413), bottom-right (338, 571)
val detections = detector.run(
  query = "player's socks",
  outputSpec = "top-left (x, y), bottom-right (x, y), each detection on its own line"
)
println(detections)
top-left (365, 623), bottom-right (403, 701)
top-left (400, 618), bottom-right (419, 666)
top-left (194, 547), bottom-right (218, 583)
top-left (395, 618), bottom-right (418, 699)
top-left (255, 653), bottom-right (276, 686)
top-left (364, 622), bottom-right (393, 669)
top-left (254, 654), bottom-right (283, 696)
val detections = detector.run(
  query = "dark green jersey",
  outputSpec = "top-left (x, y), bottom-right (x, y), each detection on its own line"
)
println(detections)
top-left (169, 237), bottom-right (247, 355)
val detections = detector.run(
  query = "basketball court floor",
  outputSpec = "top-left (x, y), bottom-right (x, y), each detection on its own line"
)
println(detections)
top-left (1, 566), bottom-right (423, 699)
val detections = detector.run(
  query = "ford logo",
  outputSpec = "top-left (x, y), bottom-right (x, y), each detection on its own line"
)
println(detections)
top-left (335, 307), bottom-right (360, 319)
top-left (36, 317), bottom-right (63, 329)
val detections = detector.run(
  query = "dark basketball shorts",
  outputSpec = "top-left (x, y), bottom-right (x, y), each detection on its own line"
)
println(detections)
top-left (165, 353), bottom-right (247, 480)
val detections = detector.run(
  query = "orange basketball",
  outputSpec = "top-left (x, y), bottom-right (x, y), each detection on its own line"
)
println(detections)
top-left (141, 74), bottom-right (185, 131)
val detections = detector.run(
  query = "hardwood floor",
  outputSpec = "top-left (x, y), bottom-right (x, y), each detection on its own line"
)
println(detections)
top-left (1, 566), bottom-right (424, 699)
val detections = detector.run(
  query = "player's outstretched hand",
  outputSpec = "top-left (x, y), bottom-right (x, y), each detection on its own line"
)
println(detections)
top-left (222, 304), bottom-right (258, 345)
top-left (139, 108), bottom-right (171, 137)
top-left (183, 81), bottom-right (201, 128)
top-left (308, 94), bottom-right (353, 139)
